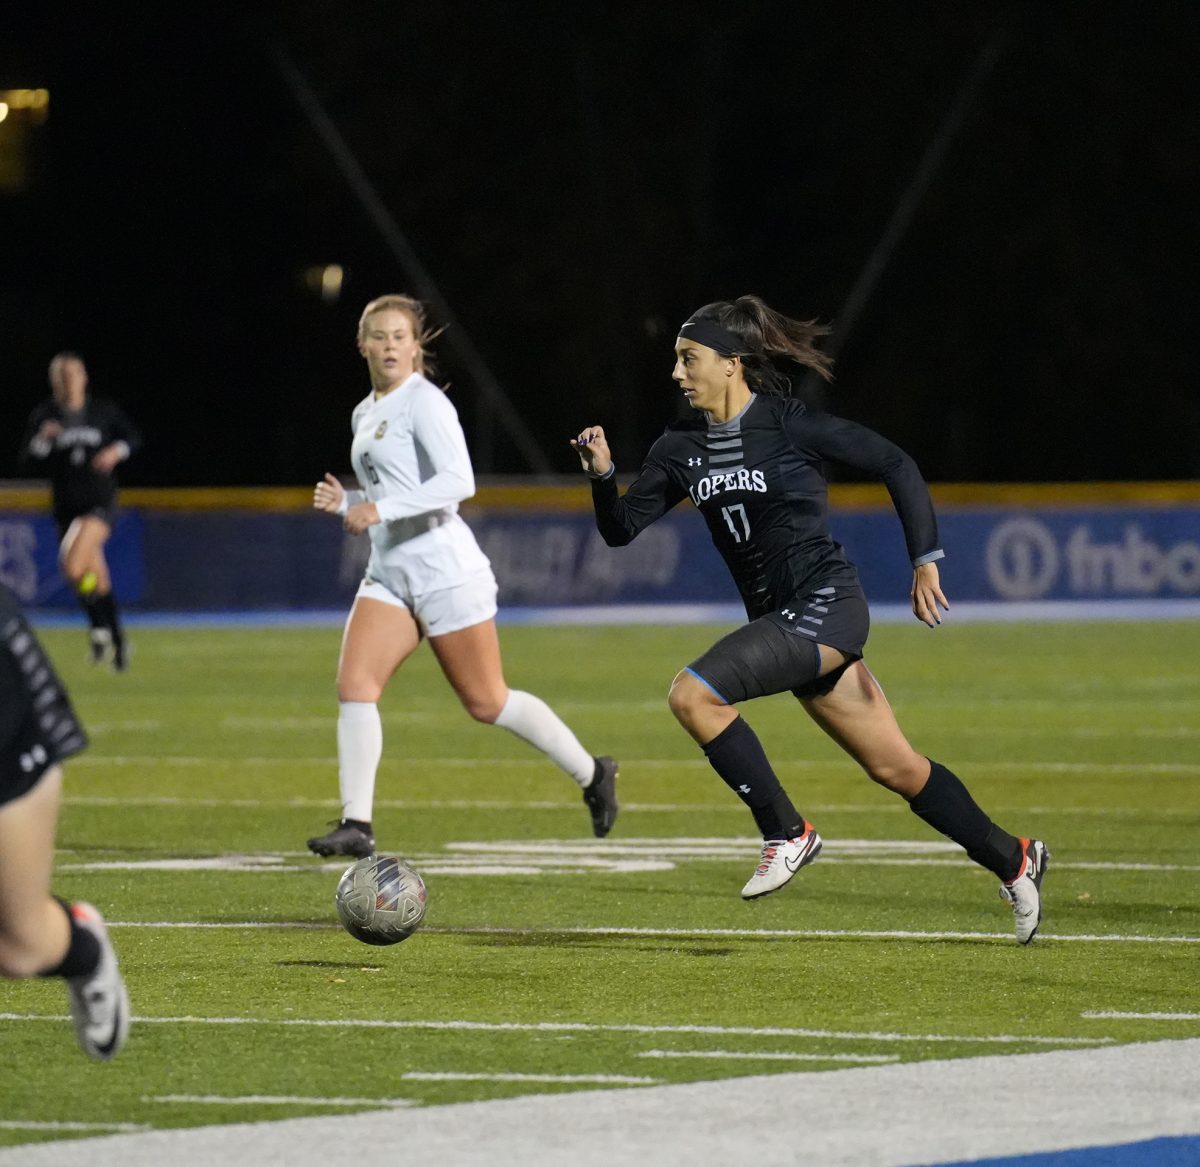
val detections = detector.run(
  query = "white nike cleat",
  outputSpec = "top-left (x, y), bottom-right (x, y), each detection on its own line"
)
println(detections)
top-left (999, 838), bottom-right (1050, 944)
top-left (65, 902), bottom-right (130, 1060)
top-left (88, 628), bottom-right (113, 666)
top-left (741, 824), bottom-right (823, 900)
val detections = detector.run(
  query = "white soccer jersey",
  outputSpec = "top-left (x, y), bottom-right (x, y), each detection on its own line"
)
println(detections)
top-left (344, 372), bottom-right (492, 592)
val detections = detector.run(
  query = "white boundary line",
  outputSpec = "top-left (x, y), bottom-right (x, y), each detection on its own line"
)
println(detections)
top-left (639, 1050), bottom-right (900, 1064)
top-left (3, 1040), bottom-right (1198, 1167)
top-left (0, 1013), bottom-right (1111, 1046)
top-left (400, 1072), bottom-right (658, 1084)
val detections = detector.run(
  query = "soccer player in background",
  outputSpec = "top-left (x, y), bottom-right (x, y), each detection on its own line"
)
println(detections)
top-left (0, 582), bottom-right (130, 1058)
top-left (19, 352), bottom-right (140, 671)
top-left (572, 294), bottom-right (1049, 943)
top-left (306, 293), bottom-right (618, 858)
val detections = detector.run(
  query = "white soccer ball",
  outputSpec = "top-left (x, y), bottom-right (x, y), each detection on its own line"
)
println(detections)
top-left (334, 854), bottom-right (428, 946)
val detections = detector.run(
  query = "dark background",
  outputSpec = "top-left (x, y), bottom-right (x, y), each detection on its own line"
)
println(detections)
top-left (3, 2), bottom-right (1197, 486)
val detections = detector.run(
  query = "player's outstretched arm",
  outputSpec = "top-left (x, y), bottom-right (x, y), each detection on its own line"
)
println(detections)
top-left (911, 561), bottom-right (950, 627)
top-left (570, 426), bottom-right (613, 477)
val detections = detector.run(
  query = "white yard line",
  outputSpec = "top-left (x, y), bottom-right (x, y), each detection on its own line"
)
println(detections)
top-left (51, 837), bottom-right (1200, 876)
top-left (1082, 1011), bottom-right (1200, 1021)
top-left (59, 795), bottom-right (1198, 821)
top-left (81, 723), bottom-right (1200, 740)
top-left (639, 1050), bottom-right (899, 1064)
top-left (0, 1013), bottom-right (1110, 1046)
top-left (3, 918), bottom-right (1196, 944)
top-left (84, 721), bottom-right (164, 732)
top-left (445, 925), bottom-right (1200, 945)
top-left (450, 838), bottom-right (962, 853)
top-left (62, 755), bottom-right (1200, 774)
top-left (0, 1123), bottom-right (148, 1133)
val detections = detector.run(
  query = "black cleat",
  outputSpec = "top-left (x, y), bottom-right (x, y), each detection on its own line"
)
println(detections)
top-left (111, 635), bottom-right (129, 673)
top-left (582, 756), bottom-right (619, 838)
top-left (307, 820), bottom-right (375, 858)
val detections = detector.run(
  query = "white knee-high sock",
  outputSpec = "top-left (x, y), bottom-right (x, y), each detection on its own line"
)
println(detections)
top-left (493, 689), bottom-right (594, 787)
top-left (337, 701), bottom-right (382, 822)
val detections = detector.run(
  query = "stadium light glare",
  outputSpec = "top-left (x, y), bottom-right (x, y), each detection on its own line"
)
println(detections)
top-left (0, 89), bottom-right (50, 124)
top-left (303, 263), bottom-right (345, 304)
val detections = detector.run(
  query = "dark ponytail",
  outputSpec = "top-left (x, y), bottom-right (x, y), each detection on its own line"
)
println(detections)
top-left (688, 294), bottom-right (833, 395)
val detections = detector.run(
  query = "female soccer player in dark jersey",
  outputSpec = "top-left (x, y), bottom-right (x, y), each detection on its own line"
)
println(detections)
top-left (19, 352), bottom-right (140, 671)
top-left (573, 294), bottom-right (1049, 943)
top-left (0, 583), bottom-right (130, 1058)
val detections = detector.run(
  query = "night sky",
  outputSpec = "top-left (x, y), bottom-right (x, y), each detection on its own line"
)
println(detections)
top-left (3, 3), bottom-right (1198, 486)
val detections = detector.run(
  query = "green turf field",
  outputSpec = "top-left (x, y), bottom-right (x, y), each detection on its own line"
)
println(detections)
top-left (1, 619), bottom-right (1198, 1148)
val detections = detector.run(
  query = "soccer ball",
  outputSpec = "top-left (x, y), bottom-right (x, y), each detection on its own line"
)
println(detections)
top-left (334, 854), bottom-right (428, 946)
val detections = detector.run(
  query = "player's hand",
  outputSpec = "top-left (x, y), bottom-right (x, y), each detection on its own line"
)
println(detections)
top-left (37, 420), bottom-right (63, 442)
top-left (344, 501), bottom-right (381, 535)
top-left (91, 444), bottom-right (123, 474)
top-left (911, 561), bottom-right (949, 627)
top-left (570, 426), bottom-right (613, 476)
top-left (313, 472), bottom-right (345, 514)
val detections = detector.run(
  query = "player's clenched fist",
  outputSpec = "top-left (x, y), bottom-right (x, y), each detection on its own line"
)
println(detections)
top-left (570, 426), bottom-right (612, 477)
top-left (313, 472), bottom-right (345, 514)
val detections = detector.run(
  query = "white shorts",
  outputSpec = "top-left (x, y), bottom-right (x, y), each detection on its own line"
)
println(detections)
top-left (357, 566), bottom-right (498, 638)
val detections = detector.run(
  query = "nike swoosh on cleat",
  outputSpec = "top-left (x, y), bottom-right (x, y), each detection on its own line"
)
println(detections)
top-left (91, 1023), bottom-right (122, 1058)
top-left (785, 838), bottom-right (822, 873)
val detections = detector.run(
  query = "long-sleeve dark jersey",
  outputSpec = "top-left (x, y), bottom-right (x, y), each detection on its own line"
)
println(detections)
top-left (19, 397), bottom-right (141, 519)
top-left (590, 394), bottom-right (943, 620)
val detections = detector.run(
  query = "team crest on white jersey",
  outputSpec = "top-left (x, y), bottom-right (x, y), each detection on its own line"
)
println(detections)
top-left (374, 421), bottom-right (388, 440)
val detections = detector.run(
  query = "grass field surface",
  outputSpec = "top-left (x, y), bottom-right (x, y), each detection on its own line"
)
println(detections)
top-left (1, 619), bottom-right (1198, 1158)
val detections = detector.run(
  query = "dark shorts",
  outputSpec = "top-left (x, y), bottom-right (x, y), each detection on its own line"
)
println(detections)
top-left (0, 611), bottom-right (88, 808)
top-left (53, 504), bottom-right (117, 542)
top-left (686, 583), bottom-right (871, 704)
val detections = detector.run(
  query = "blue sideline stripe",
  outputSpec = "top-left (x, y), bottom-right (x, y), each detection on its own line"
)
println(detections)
top-left (22, 599), bottom-right (1200, 631)
top-left (933, 1134), bottom-right (1200, 1166)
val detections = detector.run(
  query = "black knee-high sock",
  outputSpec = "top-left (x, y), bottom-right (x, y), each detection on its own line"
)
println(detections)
top-left (37, 900), bottom-right (101, 980)
top-left (92, 592), bottom-right (122, 642)
top-left (702, 716), bottom-right (805, 840)
top-left (78, 589), bottom-right (106, 633)
top-left (910, 759), bottom-right (1023, 880)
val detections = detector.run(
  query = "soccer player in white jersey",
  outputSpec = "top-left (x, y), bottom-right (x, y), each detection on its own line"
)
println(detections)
top-left (307, 294), bottom-right (617, 858)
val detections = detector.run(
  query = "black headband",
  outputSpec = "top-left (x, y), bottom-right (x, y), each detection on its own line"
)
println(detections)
top-left (678, 316), bottom-right (744, 356)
